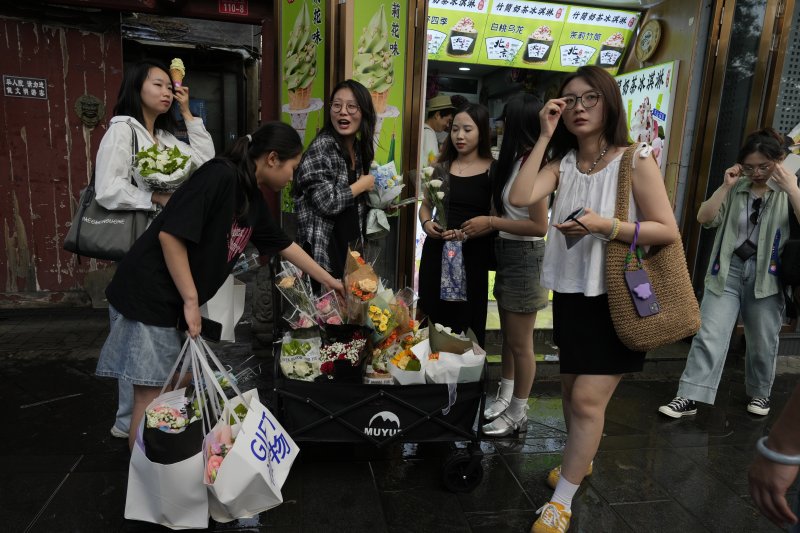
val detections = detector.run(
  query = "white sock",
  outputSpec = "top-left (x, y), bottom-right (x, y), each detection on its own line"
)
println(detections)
top-left (498, 378), bottom-right (514, 402)
top-left (506, 395), bottom-right (528, 420)
top-left (551, 476), bottom-right (580, 510)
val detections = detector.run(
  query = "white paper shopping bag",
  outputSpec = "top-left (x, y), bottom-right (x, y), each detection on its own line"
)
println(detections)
top-left (206, 393), bottom-right (299, 522)
top-left (191, 339), bottom-right (300, 522)
top-left (124, 385), bottom-right (209, 530)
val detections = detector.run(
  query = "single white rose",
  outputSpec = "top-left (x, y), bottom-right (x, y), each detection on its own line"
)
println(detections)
top-left (422, 166), bottom-right (434, 177)
top-left (429, 179), bottom-right (443, 188)
top-left (436, 191), bottom-right (445, 200)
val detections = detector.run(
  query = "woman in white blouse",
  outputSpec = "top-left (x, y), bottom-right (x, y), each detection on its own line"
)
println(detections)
top-left (95, 59), bottom-right (214, 440)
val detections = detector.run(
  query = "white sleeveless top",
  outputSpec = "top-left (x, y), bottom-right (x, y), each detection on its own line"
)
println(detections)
top-left (499, 158), bottom-right (545, 242)
top-left (541, 149), bottom-right (642, 296)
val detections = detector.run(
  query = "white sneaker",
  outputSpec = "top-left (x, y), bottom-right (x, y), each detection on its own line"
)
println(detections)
top-left (110, 426), bottom-right (129, 439)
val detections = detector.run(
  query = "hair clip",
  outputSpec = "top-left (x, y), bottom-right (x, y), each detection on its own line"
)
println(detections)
top-left (246, 134), bottom-right (253, 143)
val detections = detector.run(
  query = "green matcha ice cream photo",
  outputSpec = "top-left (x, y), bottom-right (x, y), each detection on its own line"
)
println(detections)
top-left (353, 4), bottom-right (394, 114)
top-left (284, 1), bottom-right (317, 110)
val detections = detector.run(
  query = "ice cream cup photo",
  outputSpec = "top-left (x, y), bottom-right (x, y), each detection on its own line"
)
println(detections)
top-left (523, 26), bottom-right (553, 64)
top-left (353, 5), bottom-right (394, 115)
top-left (284, 2), bottom-right (317, 111)
top-left (596, 32), bottom-right (626, 68)
top-left (446, 17), bottom-right (478, 57)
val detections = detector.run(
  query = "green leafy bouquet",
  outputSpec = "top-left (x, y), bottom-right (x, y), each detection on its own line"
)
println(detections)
top-left (135, 144), bottom-right (194, 192)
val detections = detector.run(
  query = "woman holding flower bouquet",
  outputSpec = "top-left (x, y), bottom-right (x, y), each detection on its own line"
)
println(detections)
top-left (507, 66), bottom-right (679, 533)
top-left (418, 103), bottom-right (495, 346)
top-left (294, 79), bottom-right (377, 280)
top-left (96, 121), bottom-right (343, 450)
top-left (482, 94), bottom-right (549, 438)
top-left (95, 59), bottom-right (215, 440)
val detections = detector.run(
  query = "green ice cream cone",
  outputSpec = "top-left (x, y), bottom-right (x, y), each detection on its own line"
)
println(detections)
top-left (284, 2), bottom-right (317, 110)
top-left (353, 5), bottom-right (394, 114)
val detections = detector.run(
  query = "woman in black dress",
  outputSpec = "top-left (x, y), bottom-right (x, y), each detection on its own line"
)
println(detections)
top-left (418, 103), bottom-right (495, 345)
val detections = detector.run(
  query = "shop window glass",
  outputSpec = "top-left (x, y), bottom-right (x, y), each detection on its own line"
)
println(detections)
top-left (772, 0), bottom-right (800, 136)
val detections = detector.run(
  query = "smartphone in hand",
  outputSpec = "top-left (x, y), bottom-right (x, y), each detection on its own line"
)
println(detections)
top-left (176, 315), bottom-right (222, 343)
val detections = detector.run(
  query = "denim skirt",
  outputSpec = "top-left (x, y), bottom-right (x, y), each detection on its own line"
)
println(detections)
top-left (96, 305), bottom-right (183, 386)
top-left (493, 238), bottom-right (549, 313)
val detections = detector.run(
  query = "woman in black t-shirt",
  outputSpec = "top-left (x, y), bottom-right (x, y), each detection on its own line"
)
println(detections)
top-left (96, 121), bottom-right (343, 449)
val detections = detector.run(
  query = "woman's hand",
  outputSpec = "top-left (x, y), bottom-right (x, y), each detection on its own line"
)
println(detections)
top-left (723, 164), bottom-right (742, 189)
top-left (174, 86), bottom-right (192, 120)
top-left (770, 161), bottom-right (800, 193)
top-left (182, 301), bottom-right (202, 338)
top-left (461, 216), bottom-right (492, 239)
top-left (422, 219), bottom-right (445, 239)
top-left (552, 207), bottom-right (608, 237)
top-left (325, 278), bottom-right (346, 300)
top-left (540, 98), bottom-right (567, 139)
top-left (352, 174), bottom-right (375, 196)
top-left (748, 455), bottom-right (799, 528)
top-left (152, 191), bottom-right (172, 207)
top-left (441, 228), bottom-right (466, 241)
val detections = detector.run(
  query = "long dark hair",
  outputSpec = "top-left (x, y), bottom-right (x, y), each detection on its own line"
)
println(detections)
top-left (223, 121), bottom-right (303, 219)
top-left (549, 65), bottom-right (629, 161)
top-left (493, 94), bottom-right (543, 215)
top-left (438, 103), bottom-right (493, 166)
top-left (738, 128), bottom-right (787, 163)
top-left (321, 79), bottom-right (376, 174)
top-left (113, 59), bottom-right (178, 134)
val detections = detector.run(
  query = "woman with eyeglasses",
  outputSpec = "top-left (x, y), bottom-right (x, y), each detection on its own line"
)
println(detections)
top-left (507, 66), bottom-right (679, 533)
top-left (659, 128), bottom-right (799, 421)
top-left (294, 79), bottom-right (376, 279)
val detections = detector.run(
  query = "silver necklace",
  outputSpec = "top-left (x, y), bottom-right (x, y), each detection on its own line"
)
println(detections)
top-left (455, 157), bottom-right (479, 175)
top-left (578, 145), bottom-right (609, 175)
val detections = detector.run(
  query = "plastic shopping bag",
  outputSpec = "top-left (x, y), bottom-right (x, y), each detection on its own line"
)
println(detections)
top-left (193, 338), bottom-right (300, 522)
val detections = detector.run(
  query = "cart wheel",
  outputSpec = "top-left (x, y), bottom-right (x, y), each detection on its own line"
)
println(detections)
top-left (442, 450), bottom-right (483, 493)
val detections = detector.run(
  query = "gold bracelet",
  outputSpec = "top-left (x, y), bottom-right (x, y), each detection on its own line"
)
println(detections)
top-left (609, 218), bottom-right (621, 240)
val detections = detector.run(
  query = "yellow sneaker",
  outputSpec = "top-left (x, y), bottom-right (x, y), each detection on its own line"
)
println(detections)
top-left (546, 462), bottom-right (593, 489)
top-left (531, 501), bottom-right (571, 533)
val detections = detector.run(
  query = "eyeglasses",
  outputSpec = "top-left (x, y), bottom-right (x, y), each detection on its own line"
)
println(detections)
top-left (561, 91), bottom-right (603, 110)
top-left (331, 102), bottom-right (360, 114)
top-left (741, 163), bottom-right (774, 177)
top-left (750, 197), bottom-right (763, 226)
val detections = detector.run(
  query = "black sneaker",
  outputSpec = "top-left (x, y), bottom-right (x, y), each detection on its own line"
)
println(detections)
top-left (747, 397), bottom-right (770, 416)
top-left (658, 397), bottom-right (697, 418)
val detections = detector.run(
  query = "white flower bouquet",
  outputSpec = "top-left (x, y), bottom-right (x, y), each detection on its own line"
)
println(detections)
top-left (135, 144), bottom-right (195, 192)
top-left (421, 166), bottom-right (447, 229)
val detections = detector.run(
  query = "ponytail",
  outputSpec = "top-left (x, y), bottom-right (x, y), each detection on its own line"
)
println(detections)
top-left (222, 121), bottom-right (303, 219)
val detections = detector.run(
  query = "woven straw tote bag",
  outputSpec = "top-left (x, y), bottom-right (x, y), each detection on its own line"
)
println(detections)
top-left (605, 144), bottom-right (700, 352)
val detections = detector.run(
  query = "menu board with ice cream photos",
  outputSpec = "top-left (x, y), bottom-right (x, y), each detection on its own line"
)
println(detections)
top-left (351, 0), bottom-right (407, 168)
top-left (478, 1), bottom-right (566, 69)
top-left (427, 0), bottom-right (490, 64)
top-left (615, 61), bottom-right (679, 195)
top-left (552, 6), bottom-right (638, 74)
top-left (280, 0), bottom-right (325, 212)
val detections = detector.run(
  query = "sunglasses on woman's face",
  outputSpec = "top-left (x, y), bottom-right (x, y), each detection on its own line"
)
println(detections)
top-left (750, 197), bottom-right (763, 225)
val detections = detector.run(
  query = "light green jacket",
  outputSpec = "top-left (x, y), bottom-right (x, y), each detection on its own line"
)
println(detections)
top-left (703, 178), bottom-right (790, 298)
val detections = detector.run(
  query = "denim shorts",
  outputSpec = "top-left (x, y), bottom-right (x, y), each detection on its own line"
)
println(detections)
top-left (96, 305), bottom-right (183, 387)
top-left (492, 238), bottom-right (549, 313)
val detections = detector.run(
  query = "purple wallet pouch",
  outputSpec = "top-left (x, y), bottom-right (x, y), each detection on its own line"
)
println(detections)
top-left (624, 222), bottom-right (661, 317)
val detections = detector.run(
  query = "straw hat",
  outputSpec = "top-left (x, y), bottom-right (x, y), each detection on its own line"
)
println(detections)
top-left (427, 95), bottom-right (454, 113)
